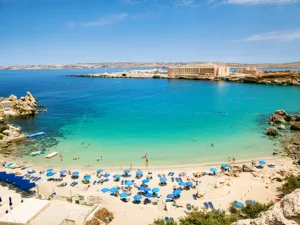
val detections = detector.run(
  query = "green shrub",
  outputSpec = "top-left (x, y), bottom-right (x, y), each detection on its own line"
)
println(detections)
top-left (278, 175), bottom-right (300, 196)
top-left (241, 202), bottom-right (274, 219)
top-left (150, 208), bottom-right (239, 225)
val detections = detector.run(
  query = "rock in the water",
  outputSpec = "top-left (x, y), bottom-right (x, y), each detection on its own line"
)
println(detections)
top-left (290, 122), bottom-right (300, 131)
top-left (278, 125), bottom-right (286, 130)
top-left (266, 127), bottom-right (278, 136)
top-left (1, 92), bottom-right (40, 117)
top-left (242, 164), bottom-right (254, 172)
top-left (232, 189), bottom-right (300, 225)
top-left (275, 110), bottom-right (288, 117)
top-left (269, 114), bottom-right (286, 124)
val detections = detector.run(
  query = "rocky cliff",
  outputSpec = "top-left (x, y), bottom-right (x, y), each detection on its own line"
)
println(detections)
top-left (0, 92), bottom-right (39, 117)
top-left (224, 72), bottom-right (300, 86)
top-left (232, 189), bottom-right (300, 225)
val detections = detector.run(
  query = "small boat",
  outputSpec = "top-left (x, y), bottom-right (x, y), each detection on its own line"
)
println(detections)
top-left (27, 132), bottom-right (46, 138)
top-left (45, 152), bottom-right (58, 159)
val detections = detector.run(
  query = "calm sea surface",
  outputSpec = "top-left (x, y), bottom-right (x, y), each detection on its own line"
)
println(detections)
top-left (1, 68), bottom-right (300, 168)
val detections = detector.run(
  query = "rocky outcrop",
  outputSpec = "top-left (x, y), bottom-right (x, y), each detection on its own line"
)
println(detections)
top-left (266, 127), bottom-right (278, 136)
top-left (242, 164), bottom-right (254, 172)
top-left (269, 114), bottom-right (286, 124)
top-left (0, 92), bottom-right (40, 117)
top-left (224, 72), bottom-right (300, 86)
top-left (232, 189), bottom-right (300, 225)
top-left (291, 122), bottom-right (300, 131)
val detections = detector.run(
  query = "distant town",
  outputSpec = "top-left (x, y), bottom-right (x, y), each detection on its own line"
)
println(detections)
top-left (1, 61), bottom-right (300, 70)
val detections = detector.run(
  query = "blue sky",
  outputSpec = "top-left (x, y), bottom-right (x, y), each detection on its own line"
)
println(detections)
top-left (0, 0), bottom-right (300, 65)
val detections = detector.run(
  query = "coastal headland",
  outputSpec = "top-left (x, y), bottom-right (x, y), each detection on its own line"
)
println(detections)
top-left (68, 70), bottom-right (300, 86)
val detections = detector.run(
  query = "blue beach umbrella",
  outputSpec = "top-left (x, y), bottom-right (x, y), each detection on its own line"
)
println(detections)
top-left (186, 181), bottom-right (193, 186)
top-left (113, 174), bottom-right (121, 179)
top-left (173, 190), bottom-right (181, 196)
top-left (110, 187), bottom-right (118, 193)
top-left (146, 193), bottom-right (153, 198)
top-left (97, 169), bottom-right (103, 173)
top-left (144, 187), bottom-right (151, 192)
top-left (221, 163), bottom-right (227, 168)
top-left (142, 179), bottom-right (150, 183)
top-left (152, 188), bottom-right (160, 193)
top-left (134, 195), bottom-right (142, 201)
top-left (101, 188), bottom-right (109, 193)
top-left (104, 173), bottom-right (110, 177)
top-left (83, 175), bottom-right (91, 181)
top-left (136, 170), bottom-right (143, 175)
top-left (210, 168), bottom-right (217, 173)
top-left (138, 186), bottom-right (145, 191)
top-left (126, 181), bottom-right (134, 186)
top-left (178, 182), bottom-right (186, 186)
top-left (124, 170), bottom-right (130, 174)
top-left (60, 170), bottom-right (67, 174)
top-left (259, 160), bottom-right (266, 165)
top-left (47, 172), bottom-right (54, 177)
top-left (46, 168), bottom-right (53, 173)
top-left (72, 171), bottom-right (79, 176)
top-left (234, 201), bottom-right (244, 208)
top-left (224, 166), bottom-right (229, 170)
top-left (160, 177), bottom-right (167, 183)
top-left (167, 194), bottom-right (175, 199)
top-left (120, 193), bottom-right (128, 198)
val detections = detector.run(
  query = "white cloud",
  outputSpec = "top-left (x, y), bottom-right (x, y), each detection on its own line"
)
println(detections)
top-left (176, 0), bottom-right (201, 7)
top-left (208, 0), bottom-right (299, 4)
top-left (80, 13), bottom-right (129, 27)
top-left (244, 30), bottom-right (300, 41)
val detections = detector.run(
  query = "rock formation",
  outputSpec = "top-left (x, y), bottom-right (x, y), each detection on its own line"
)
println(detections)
top-left (232, 189), bottom-right (300, 225)
top-left (291, 122), bottom-right (300, 131)
top-left (0, 92), bottom-right (39, 117)
top-left (266, 127), bottom-right (278, 136)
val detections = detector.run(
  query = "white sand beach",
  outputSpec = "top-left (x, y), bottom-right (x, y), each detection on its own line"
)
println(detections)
top-left (0, 155), bottom-right (299, 225)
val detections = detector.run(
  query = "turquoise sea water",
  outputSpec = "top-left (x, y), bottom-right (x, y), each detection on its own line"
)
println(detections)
top-left (1, 69), bottom-right (300, 168)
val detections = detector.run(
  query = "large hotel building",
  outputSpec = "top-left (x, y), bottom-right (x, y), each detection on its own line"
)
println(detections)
top-left (167, 63), bottom-right (230, 77)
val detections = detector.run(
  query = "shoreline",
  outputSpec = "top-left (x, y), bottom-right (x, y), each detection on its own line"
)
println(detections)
top-left (2, 155), bottom-right (281, 172)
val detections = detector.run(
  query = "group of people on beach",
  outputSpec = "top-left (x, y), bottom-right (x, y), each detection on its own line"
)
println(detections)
top-left (228, 156), bottom-right (236, 163)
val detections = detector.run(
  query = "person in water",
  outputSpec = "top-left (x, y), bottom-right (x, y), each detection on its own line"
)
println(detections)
top-left (97, 156), bottom-right (100, 161)
top-left (101, 156), bottom-right (103, 160)
top-left (211, 143), bottom-right (214, 147)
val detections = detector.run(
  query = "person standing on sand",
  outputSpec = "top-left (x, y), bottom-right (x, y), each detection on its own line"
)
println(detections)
top-left (146, 158), bottom-right (149, 167)
top-left (228, 157), bottom-right (231, 163)
top-left (130, 164), bottom-right (132, 170)
top-left (233, 157), bottom-right (236, 163)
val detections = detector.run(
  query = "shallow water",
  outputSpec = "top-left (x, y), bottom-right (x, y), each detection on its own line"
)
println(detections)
top-left (1, 69), bottom-right (300, 168)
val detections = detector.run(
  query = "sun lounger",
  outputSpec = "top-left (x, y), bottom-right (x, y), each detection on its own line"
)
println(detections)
top-left (165, 217), bottom-right (169, 222)
top-left (179, 178), bottom-right (183, 182)
top-left (268, 164), bottom-right (275, 168)
top-left (193, 194), bottom-right (197, 200)
top-left (170, 217), bottom-right (175, 222)
top-left (184, 210), bottom-right (189, 214)
top-left (208, 201), bottom-right (215, 210)
top-left (186, 203), bottom-right (192, 210)
top-left (204, 202), bottom-right (209, 209)
top-left (168, 172), bottom-right (171, 176)
top-left (121, 180), bottom-right (124, 185)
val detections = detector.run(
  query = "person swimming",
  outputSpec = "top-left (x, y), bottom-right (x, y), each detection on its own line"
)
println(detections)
top-left (97, 156), bottom-right (100, 161)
